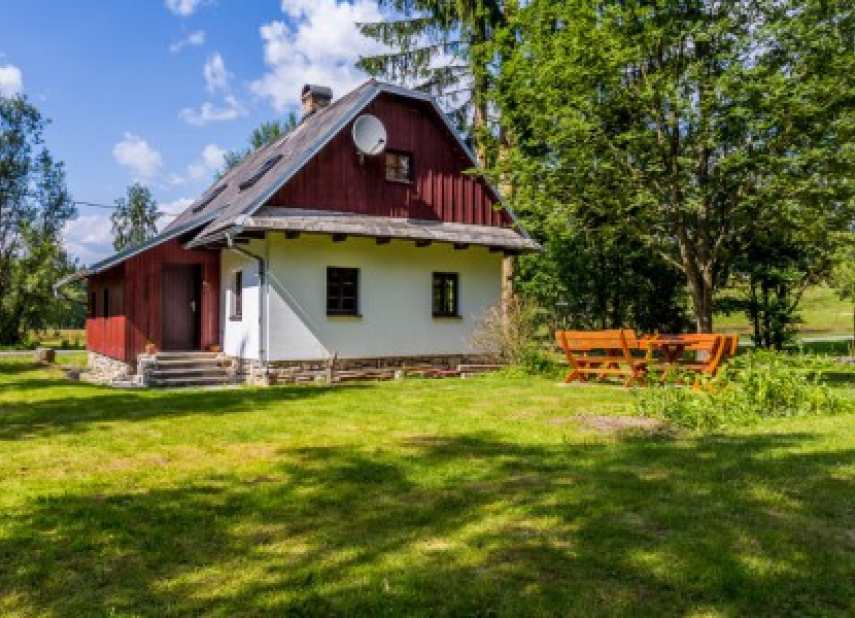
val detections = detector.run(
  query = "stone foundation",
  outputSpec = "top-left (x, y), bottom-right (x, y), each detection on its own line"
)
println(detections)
top-left (87, 351), bottom-right (133, 383)
top-left (236, 354), bottom-right (496, 386)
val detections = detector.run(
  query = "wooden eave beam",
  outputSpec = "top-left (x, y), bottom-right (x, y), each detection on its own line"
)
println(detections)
top-left (332, 233), bottom-right (348, 243)
top-left (415, 239), bottom-right (432, 248)
top-left (285, 231), bottom-right (301, 240)
top-left (453, 243), bottom-right (469, 251)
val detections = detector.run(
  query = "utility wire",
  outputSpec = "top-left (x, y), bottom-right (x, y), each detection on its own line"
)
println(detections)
top-left (72, 200), bottom-right (178, 217)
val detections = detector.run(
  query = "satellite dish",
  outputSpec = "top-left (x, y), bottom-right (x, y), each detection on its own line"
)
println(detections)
top-left (352, 114), bottom-right (387, 157)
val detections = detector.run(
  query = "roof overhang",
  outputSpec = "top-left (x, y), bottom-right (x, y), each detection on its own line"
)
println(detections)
top-left (53, 211), bottom-right (220, 291)
top-left (187, 208), bottom-right (542, 254)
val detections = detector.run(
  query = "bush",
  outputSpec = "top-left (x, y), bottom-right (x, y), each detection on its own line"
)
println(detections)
top-left (636, 350), bottom-right (853, 431)
top-left (470, 297), bottom-right (558, 375)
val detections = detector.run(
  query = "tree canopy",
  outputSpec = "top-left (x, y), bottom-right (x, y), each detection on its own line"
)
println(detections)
top-left (489, 0), bottom-right (855, 333)
top-left (0, 94), bottom-right (78, 344)
top-left (111, 182), bottom-right (159, 252)
top-left (357, 0), bottom-right (511, 162)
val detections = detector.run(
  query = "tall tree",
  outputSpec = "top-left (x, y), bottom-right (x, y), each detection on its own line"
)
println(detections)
top-left (220, 115), bottom-right (298, 177)
top-left (491, 0), bottom-right (855, 332)
top-left (111, 182), bottom-right (158, 251)
top-left (357, 0), bottom-right (510, 163)
top-left (0, 94), bottom-right (77, 344)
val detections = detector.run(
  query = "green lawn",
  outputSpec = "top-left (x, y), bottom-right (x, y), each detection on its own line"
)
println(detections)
top-left (2, 356), bottom-right (855, 616)
top-left (716, 284), bottom-right (854, 338)
top-left (0, 329), bottom-right (86, 351)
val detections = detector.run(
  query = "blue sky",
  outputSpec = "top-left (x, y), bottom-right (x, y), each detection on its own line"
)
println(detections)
top-left (0, 0), bottom-right (388, 265)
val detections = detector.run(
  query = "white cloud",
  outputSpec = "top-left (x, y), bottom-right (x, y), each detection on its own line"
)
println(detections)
top-left (180, 95), bottom-right (246, 126)
top-left (204, 52), bottom-right (231, 93)
top-left (170, 30), bottom-right (206, 53)
top-left (186, 143), bottom-right (226, 181)
top-left (180, 51), bottom-right (246, 126)
top-left (0, 64), bottom-right (23, 97)
top-left (63, 214), bottom-right (114, 265)
top-left (160, 197), bottom-right (195, 219)
top-left (112, 133), bottom-right (163, 179)
top-left (250, 0), bottom-right (389, 112)
top-left (165, 0), bottom-right (207, 17)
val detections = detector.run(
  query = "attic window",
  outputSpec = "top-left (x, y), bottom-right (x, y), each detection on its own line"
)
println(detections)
top-left (239, 154), bottom-right (284, 191)
top-left (192, 184), bottom-right (227, 213)
top-left (385, 151), bottom-right (413, 183)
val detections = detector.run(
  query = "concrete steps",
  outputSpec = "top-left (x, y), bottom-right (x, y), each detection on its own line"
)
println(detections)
top-left (146, 351), bottom-right (232, 387)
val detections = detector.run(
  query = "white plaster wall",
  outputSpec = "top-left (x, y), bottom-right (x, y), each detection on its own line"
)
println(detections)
top-left (254, 233), bottom-right (503, 361)
top-left (221, 247), bottom-right (261, 360)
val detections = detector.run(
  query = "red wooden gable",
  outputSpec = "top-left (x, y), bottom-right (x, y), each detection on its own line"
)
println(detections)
top-left (267, 92), bottom-right (511, 228)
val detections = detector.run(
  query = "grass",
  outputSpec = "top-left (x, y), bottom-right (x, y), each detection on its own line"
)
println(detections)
top-left (716, 284), bottom-right (854, 338)
top-left (0, 329), bottom-right (86, 351)
top-left (2, 356), bottom-right (855, 616)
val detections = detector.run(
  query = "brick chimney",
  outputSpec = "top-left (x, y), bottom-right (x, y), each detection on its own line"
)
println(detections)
top-left (301, 84), bottom-right (333, 118)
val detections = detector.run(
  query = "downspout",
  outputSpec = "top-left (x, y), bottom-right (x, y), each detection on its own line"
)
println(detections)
top-left (226, 226), bottom-right (268, 376)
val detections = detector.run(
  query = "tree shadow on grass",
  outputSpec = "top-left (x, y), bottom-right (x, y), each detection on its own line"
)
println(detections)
top-left (0, 363), bottom-right (369, 441)
top-left (2, 431), bottom-right (854, 616)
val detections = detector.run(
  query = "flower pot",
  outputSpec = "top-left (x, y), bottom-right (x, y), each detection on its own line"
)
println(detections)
top-left (144, 343), bottom-right (157, 355)
top-left (209, 344), bottom-right (221, 353)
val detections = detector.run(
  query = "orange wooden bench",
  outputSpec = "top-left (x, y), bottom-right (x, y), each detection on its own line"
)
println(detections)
top-left (724, 335), bottom-right (739, 357)
top-left (676, 334), bottom-right (728, 380)
top-left (555, 329), bottom-right (647, 387)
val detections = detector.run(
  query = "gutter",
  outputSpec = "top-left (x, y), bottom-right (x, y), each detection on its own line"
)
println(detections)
top-left (225, 220), bottom-right (268, 375)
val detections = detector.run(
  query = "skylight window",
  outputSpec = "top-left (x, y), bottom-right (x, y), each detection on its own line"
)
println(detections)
top-left (239, 154), bottom-right (283, 191)
top-left (192, 184), bottom-right (227, 213)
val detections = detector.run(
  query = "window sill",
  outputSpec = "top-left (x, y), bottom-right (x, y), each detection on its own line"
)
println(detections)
top-left (327, 313), bottom-right (363, 320)
top-left (229, 315), bottom-right (243, 322)
top-left (385, 178), bottom-right (413, 185)
top-left (432, 314), bottom-right (462, 320)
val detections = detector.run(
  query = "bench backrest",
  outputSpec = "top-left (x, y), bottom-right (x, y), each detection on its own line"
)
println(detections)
top-left (556, 329), bottom-right (636, 361)
top-left (683, 334), bottom-right (727, 374)
top-left (724, 335), bottom-right (739, 356)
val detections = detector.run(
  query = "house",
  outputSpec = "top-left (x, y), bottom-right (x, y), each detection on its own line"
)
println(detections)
top-left (60, 81), bottom-right (540, 383)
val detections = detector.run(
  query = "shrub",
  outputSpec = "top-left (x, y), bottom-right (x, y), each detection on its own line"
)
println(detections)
top-left (636, 350), bottom-right (853, 431)
top-left (470, 296), bottom-right (557, 375)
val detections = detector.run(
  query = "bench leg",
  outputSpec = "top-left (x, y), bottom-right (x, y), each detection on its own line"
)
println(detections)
top-left (563, 370), bottom-right (585, 384)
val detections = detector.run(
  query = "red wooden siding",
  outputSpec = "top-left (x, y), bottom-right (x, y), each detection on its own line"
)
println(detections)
top-left (124, 239), bottom-right (220, 361)
top-left (85, 240), bottom-right (220, 363)
top-left (269, 93), bottom-right (511, 228)
top-left (86, 266), bottom-right (126, 360)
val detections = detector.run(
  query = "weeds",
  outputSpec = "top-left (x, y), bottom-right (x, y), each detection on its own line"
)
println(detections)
top-left (636, 350), bottom-right (854, 431)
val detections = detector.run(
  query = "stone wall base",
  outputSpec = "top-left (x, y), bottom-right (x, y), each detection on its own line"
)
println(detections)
top-left (87, 351), bottom-right (133, 383)
top-left (236, 354), bottom-right (497, 386)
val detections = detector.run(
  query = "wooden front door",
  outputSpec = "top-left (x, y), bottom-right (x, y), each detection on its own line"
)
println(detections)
top-left (162, 264), bottom-right (201, 351)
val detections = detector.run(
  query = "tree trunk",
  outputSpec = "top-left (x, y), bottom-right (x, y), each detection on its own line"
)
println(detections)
top-left (682, 257), bottom-right (714, 333)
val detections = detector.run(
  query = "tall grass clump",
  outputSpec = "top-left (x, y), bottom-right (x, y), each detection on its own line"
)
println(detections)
top-left (470, 297), bottom-right (559, 376)
top-left (636, 350), bottom-right (854, 431)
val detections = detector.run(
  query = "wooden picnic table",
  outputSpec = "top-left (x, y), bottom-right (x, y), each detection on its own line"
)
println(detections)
top-left (641, 333), bottom-right (731, 383)
top-left (642, 334), bottom-right (706, 364)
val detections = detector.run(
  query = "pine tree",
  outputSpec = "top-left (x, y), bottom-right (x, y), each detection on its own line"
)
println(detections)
top-left (357, 0), bottom-right (511, 164)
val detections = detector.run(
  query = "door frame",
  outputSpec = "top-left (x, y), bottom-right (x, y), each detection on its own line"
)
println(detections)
top-left (161, 263), bottom-right (202, 351)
